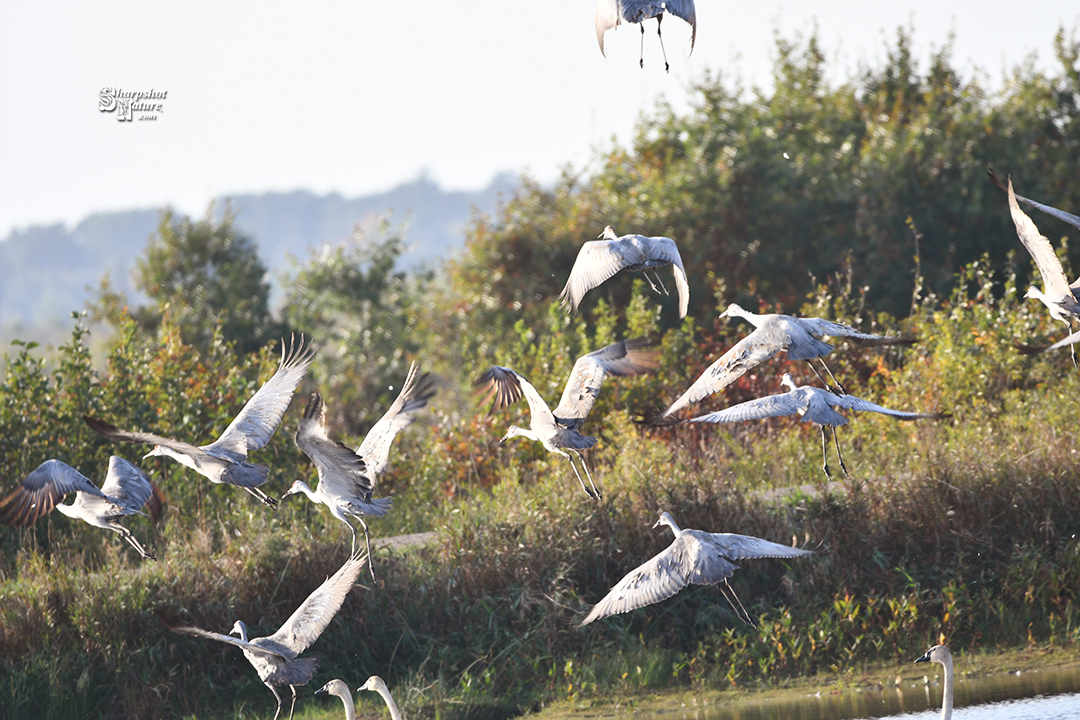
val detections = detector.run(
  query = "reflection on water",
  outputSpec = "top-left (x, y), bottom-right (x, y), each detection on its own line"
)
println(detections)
top-left (629, 664), bottom-right (1080, 720)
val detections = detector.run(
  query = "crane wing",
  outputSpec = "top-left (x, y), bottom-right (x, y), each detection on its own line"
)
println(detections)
top-left (661, 329), bottom-right (784, 418)
top-left (559, 238), bottom-right (644, 313)
top-left (594, 0), bottom-right (621, 54)
top-left (664, 0), bottom-right (697, 51)
top-left (268, 552), bottom-right (369, 655)
top-left (83, 415), bottom-right (203, 457)
top-left (687, 390), bottom-right (809, 424)
top-left (295, 392), bottom-right (376, 502)
top-left (1008, 180), bottom-right (1075, 301)
top-left (211, 336), bottom-right (316, 456)
top-left (829, 393), bottom-right (945, 421)
top-left (97, 456), bottom-right (156, 515)
top-left (552, 337), bottom-right (659, 428)
top-left (796, 317), bottom-right (912, 344)
top-left (988, 168), bottom-right (1080, 231)
top-left (164, 622), bottom-right (291, 661)
top-left (581, 533), bottom-right (736, 625)
top-left (0, 459), bottom-right (110, 527)
top-left (475, 366), bottom-right (558, 428)
top-left (702, 531), bottom-right (815, 561)
top-left (357, 363), bottom-right (437, 476)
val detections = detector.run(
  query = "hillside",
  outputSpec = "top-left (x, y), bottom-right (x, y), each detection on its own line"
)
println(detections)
top-left (0, 172), bottom-right (516, 334)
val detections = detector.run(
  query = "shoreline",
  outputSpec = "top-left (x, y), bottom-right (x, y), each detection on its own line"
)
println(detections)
top-left (525, 642), bottom-right (1080, 718)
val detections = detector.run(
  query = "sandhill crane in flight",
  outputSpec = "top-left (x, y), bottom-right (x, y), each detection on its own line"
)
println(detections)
top-left (595, 0), bottom-right (696, 72)
top-left (914, 645), bottom-right (955, 720)
top-left (1002, 178), bottom-right (1080, 364)
top-left (0, 456), bottom-right (165, 560)
top-left (476, 338), bottom-right (660, 500)
top-left (84, 336), bottom-right (316, 507)
top-left (355, 362), bottom-right (437, 481)
top-left (581, 511), bottom-right (813, 627)
top-left (561, 226), bottom-right (689, 318)
top-left (987, 168), bottom-right (1080, 230)
top-left (283, 391), bottom-right (391, 577)
top-left (165, 551), bottom-right (368, 720)
top-left (661, 303), bottom-right (914, 418)
top-left (687, 373), bottom-right (945, 478)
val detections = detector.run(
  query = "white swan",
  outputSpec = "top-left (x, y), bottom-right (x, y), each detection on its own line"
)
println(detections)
top-left (315, 679), bottom-right (356, 720)
top-left (914, 644), bottom-right (954, 720)
top-left (359, 675), bottom-right (404, 720)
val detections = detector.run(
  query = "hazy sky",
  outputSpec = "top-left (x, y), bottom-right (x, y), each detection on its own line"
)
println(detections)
top-left (1, 1), bottom-right (1077, 238)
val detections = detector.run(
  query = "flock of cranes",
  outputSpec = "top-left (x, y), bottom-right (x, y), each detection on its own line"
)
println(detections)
top-left (0, 161), bottom-right (1074, 716)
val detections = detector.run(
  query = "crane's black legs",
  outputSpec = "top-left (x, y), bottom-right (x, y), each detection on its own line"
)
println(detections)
top-left (351, 517), bottom-right (377, 582)
top-left (639, 23), bottom-right (646, 69)
top-left (831, 427), bottom-right (850, 477)
top-left (246, 486), bottom-right (279, 509)
top-left (267, 682), bottom-right (284, 720)
top-left (718, 578), bottom-right (756, 627)
top-left (1063, 319), bottom-right (1077, 368)
top-left (657, 15), bottom-right (670, 73)
top-left (805, 358), bottom-right (846, 395)
top-left (288, 684), bottom-right (298, 720)
top-left (117, 525), bottom-right (155, 560)
top-left (566, 452), bottom-right (602, 501)
top-left (651, 269), bottom-right (671, 296)
top-left (820, 426), bottom-right (833, 479)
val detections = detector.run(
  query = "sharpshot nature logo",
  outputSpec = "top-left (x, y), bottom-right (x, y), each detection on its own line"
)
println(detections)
top-left (98, 87), bottom-right (168, 122)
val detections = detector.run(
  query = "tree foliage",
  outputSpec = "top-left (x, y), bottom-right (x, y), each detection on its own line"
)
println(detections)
top-left (93, 204), bottom-right (278, 354)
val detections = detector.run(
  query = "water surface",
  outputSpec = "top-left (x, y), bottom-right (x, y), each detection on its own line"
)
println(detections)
top-left (628, 664), bottom-right (1080, 720)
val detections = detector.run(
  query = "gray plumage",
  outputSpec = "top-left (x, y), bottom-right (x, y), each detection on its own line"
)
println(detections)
top-left (83, 336), bottom-right (316, 507)
top-left (476, 365), bottom-right (602, 499)
top-left (284, 392), bottom-right (391, 574)
top-left (914, 645), bottom-right (955, 720)
top-left (662, 303), bottom-right (913, 418)
top-left (560, 227), bottom-right (689, 317)
top-left (166, 552), bottom-right (368, 720)
top-left (356, 362), bottom-right (436, 478)
top-left (0, 456), bottom-right (164, 560)
top-left (475, 339), bottom-right (659, 499)
top-left (688, 373), bottom-right (944, 478)
top-left (1004, 178), bottom-right (1080, 360)
top-left (581, 511), bottom-right (812, 626)
top-left (595, 0), bottom-right (696, 72)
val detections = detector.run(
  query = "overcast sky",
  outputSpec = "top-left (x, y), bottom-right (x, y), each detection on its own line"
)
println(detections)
top-left (1, 1), bottom-right (1077, 238)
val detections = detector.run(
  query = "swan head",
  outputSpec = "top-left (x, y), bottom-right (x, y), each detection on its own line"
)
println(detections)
top-left (780, 373), bottom-right (799, 392)
top-left (914, 644), bottom-right (952, 666)
top-left (499, 425), bottom-right (527, 444)
top-left (358, 675), bottom-right (388, 693)
top-left (230, 620), bottom-right (248, 642)
top-left (599, 225), bottom-right (618, 241)
top-left (315, 679), bottom-right (350, 697)
top-left (281, 479), bottom-right (310, 500)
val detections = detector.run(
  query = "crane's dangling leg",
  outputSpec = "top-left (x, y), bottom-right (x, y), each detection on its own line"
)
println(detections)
top-left (641, 270), bottom-right (663, 294)
top-left (805, 359), bottom-right (846, 395)
top-left (288, 684), bottom-right (298, 720)
top-left (657, 14), bottom-right (670, 73)
top-left (831, 427), bottom-right (850, 477)
top-left (117, 525), bottom-right (155, 561)
top-left (718, 579), bottom-right (757, 628)
top-left (639, 23), bottom-right (646, 69)
top-left (245, 485), bottom-right (278, 509)
top-left (565, 453), bottom-right (598, 500)
top-left (266, 682), bottom-right (285, 720)
top-left (1063, 319), bottom-right (1077, 368)
top-left (354, 516), bottom-right (377, 582)
top-left (820, 426), bottom-right (834, 479)
top-left (575, 450), bottom-right (604, 501)
top-left (651, 269), bottom-right (671, 296)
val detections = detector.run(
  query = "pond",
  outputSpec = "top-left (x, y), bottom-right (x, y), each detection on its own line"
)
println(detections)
top-left (626, 664), bottom-right (1080, 720)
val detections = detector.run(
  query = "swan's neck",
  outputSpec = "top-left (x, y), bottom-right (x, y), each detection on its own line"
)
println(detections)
top-left (375, 685), bottom-right (403, 720)
top-left (940, 654), bottom-right (953, 720)
top-left (335, 688), bottom-right (357, 720)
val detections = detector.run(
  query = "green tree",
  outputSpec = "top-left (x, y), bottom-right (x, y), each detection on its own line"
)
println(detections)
top-left (93, 203), bottom-right (278, 354)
